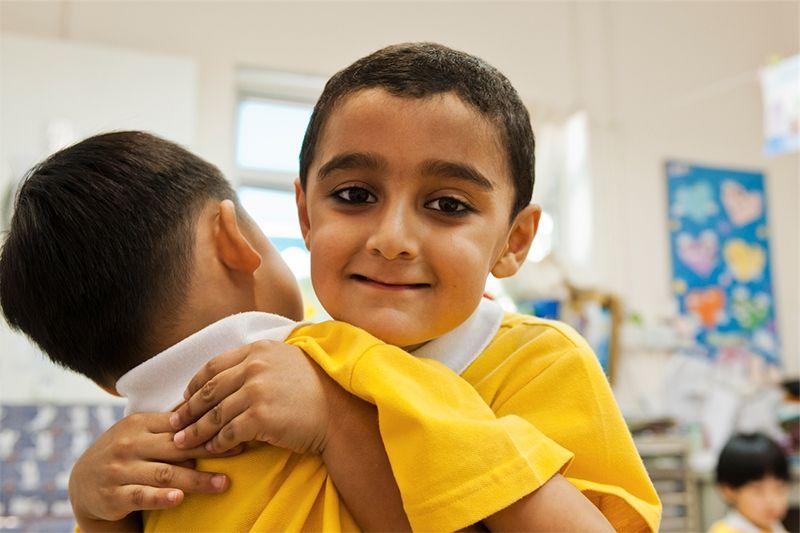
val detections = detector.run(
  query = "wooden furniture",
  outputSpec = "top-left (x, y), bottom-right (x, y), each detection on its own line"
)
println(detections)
top-left (635, 436), bottom-right (701, 532)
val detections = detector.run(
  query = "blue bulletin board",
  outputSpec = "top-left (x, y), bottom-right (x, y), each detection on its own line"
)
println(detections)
top-left (667, 161), bottom-right (780, 365)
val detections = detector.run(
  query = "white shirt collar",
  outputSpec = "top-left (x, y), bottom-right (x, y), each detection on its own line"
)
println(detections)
top-left (412, 298), bottom-right (505, 374)
top-left (116, 312), bottom-right (299, 415)
top-left (117, 298), bottom-right (505, 414)
top-left (724, 510), bottom-right (788, 533)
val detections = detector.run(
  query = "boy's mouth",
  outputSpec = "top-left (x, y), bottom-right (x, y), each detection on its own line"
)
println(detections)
top-left (351, 274), bottom-right (431, 291)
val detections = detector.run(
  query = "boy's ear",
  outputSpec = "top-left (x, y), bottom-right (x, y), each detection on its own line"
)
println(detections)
top-left (215, 199), bottom-right (262, 274)
top-left (719, 484), bottom-right (738, 505)
top-left (491, 204), bottom-right (541, 279)
top-left (295, 180), bottom-right (311, 249)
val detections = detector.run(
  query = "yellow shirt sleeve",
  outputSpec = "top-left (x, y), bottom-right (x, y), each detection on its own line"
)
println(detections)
top-left (462, 314), bottom-right (662, 532)
top-left (288, 321), bottom-right (574, 532)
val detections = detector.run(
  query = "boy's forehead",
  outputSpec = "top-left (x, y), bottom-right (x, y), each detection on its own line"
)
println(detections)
top-left (313, 88), bottom-right (513, 191)
top-left (332, 88), bottom-right (495, 138)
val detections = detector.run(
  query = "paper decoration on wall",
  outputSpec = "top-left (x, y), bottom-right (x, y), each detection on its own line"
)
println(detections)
top-left (759, 54), bottom-right (799, 156)
top-left (671, 181), bottom-right (719, 224)
top-left (667, 162), bottom-right (780, 365)
top-left (677, 231), bottom-right (719, 277)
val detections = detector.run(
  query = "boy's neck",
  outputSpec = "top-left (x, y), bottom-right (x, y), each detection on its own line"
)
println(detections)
top-left (147, 298), bottom-right (257, 361)
top-left (401, 341), bottom-right (428, 351)
top-left (117, 311), bottom-right (298, 413)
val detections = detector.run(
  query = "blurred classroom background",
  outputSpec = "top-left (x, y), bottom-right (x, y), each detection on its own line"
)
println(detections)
top-left (0, 2), bottom-right (798, 531)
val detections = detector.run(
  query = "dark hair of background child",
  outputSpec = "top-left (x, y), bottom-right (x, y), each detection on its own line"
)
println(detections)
top-left (716, 432), bottom-right (789, 488)
top-left (0, 131), bottom-right (237, 386)
top-left (299, 42), bottom-right (535, 219)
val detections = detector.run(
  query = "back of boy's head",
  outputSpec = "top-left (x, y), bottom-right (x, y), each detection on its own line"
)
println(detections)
top-left (0, 131), bottom-right (237, 386)
top-left (299, 42), bottom-right (535, 217)
top-left (716, 432), bottom-right (789, 488)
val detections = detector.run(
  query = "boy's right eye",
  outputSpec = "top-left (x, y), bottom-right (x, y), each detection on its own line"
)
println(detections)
top-left (333, 186), bottom-right (377, 204)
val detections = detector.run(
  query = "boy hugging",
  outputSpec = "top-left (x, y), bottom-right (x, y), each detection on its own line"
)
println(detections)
top-left (0, 43), bottom-right (660, 531)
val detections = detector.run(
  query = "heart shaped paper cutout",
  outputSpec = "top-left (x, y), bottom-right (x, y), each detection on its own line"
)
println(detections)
top-left (677, 231), bottom-right (718, 277)
top-left (685, 288), bottom-right (725, 329)
top-left (722, 181), bottom-right (762, 227)
top-left (724, 239), bottom-right (766, 282)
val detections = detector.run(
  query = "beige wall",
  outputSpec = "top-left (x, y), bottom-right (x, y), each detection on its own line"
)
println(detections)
top-left (1, 1), bottom-right (798, 372)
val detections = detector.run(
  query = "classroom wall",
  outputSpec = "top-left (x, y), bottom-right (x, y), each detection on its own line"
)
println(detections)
top-left (1, 1), bottom-right (798, 374)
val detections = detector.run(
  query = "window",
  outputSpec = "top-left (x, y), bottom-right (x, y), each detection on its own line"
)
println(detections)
top-left (236, 98), bottom-right (313, 177)
top-left (234, 69), bottom-right (328, 319)
top-left (234, 67), bottom-right (325, 189)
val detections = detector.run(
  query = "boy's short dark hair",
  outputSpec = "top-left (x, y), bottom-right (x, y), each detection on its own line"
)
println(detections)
top-left (299, 42), bottom-right (535, 218)
top-left (0, 131), bottom-right (236, 386)
top-left (716, 432), bottom-right (789, 488)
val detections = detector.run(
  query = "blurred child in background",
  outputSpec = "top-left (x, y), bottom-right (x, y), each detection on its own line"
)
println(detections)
top-left (711, 433), bottom-right (790, 533)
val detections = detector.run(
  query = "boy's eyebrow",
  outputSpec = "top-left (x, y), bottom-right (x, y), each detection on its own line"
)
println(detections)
top-left (419, 160), bottom-right (494, 191)
top-left (317, 152), bottom-right (385, 180)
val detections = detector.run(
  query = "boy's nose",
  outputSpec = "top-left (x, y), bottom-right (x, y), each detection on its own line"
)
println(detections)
top-left (366, 206), bottom-right (420, 260)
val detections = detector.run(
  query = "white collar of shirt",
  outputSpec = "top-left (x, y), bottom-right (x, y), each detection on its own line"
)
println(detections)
top-left (411, 297), bottom-right (504, 374)
top-left (117, 298), bottom-right (505, 414)
top-left (724, 510), bottom-right (788, 533)
top-left (116, 312), bottom-right (300, 415)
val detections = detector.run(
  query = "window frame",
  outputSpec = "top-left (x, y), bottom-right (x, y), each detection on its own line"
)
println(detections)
top-left (234, 67), bottom-right (325, 191)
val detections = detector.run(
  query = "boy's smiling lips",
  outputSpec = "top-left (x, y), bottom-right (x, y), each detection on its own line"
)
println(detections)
top-left (350, 273), bottom-right (431, 291)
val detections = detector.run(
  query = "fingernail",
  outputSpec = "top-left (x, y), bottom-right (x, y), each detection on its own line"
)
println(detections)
top-left (167, 490), bottom-right (180, 502)
top-left (174, 430), bottom-right (185, 446)
top-left (211, 475), bottom-right (226, 490)
top-left (205, 442), bottom-right (214, 452)
top-left (169, 413), bottom-right (180, 429)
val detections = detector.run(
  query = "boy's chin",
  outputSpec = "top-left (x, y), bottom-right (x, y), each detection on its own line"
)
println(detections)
top-left (350, 317), bottom-right (441, 350)
top-left (331, 306), bottom-right (472, 349)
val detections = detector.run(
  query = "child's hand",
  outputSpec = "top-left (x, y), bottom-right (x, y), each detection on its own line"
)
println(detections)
top-left (169, 340), bottom-right (340, 455)
top-left (69, 412), bottom-right (237, 525)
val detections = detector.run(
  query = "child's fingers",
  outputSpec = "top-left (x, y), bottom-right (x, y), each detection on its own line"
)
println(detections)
top-left (187, 442), bottom-right (247, 459)
top-left (183, 344), bottom-right (254, 400)
top-left (117, 485), bottom-right (184, 513)
top-left (138, 411), bottom-right (178, 434)
top-left (135, 462), bottom-right (229, 494)
top-left (204, 411), bottom-right (260, 454)
top-left (117, 428), bottom-right (240, 463)
top-left (172, 364), bottom-right (246, 430)
top-left (173, 393), bottom-right (249, 449)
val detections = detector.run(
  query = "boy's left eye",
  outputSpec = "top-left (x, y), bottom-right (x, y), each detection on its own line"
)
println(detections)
top-left (425, 197), bottom-right (471, 215)
top-left (333, 186), bottom-right (377, 204)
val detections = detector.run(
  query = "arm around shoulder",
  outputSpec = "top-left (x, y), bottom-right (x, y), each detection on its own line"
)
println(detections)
top-left (482, 474), bottom-right (613, 532)
top-left (481, 320), bottom-right (662, 531)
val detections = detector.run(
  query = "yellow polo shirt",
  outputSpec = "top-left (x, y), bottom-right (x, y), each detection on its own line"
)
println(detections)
top-left (146, 319), bottom-right (573, 532)
top-left (146, 313), bottom-right (660, 532)
top-left (460, 313), bottom-right (662, 532)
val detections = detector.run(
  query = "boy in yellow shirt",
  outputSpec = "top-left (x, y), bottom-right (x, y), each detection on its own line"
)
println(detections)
top-left (5, 42), bottom-right (661, 530)
top-left (168, 42), bottom-right (662, 530)
top-left (0, 131), bottom-right (614, 531)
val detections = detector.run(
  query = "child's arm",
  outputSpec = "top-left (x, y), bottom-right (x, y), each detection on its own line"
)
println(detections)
top-left (170, 339), bottom-right (411, 531)
top-left (73, 513), bottom-right (142, 533)
top-left (171, 324), bottom-right (614, 531)
top-left (68, 412), bottom-right (237, 532)
top-left (320, 382), bottom-right (412, 531)
top-left (483, 474), bottom-right (612, 532)
top-left (473, 320), bottom-right (662, 532)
